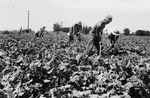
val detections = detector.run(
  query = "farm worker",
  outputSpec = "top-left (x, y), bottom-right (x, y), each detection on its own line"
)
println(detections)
top-left (68, 22), bottom-right (82, 43)
top-left (40, 26), bottom-right (46, 37)
top-left (104, 28), bottom-right (120, 50)
top-left (35, 31), bottom-right (39, 37)
top-left (35, 26), bottom-right (46, 37)
top-left (85, 15), bottom-right (113, 56)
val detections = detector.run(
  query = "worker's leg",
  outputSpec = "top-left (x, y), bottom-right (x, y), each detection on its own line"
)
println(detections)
top-left (77, 34), bottom-right (81, 42)
top-left (110, 34), bottom-right (118, 48)
top-left (85, 35), bottom-right (95, 56)
top-left (68, 31), bottom-right (74, 43)
top-left (112, 36), bottom-right (119, 47)
top-left (68, 35), bottom-right (71, 42)
top-left (75, 34), bottom-right (78, 43)
top-left (68, 35), bottom-right (74, 44)
top-left (41, 33), bottom-right (44, 37)
top-left (107, 34), bottom-right (119, 52)
top-left (94, 39), bottom-right (100, 55)
top-left (39, 32), bottom-right (42, 37)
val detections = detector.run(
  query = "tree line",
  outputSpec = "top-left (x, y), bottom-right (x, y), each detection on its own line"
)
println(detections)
top-left (2, 23), bottom-right (149, 36)
top-left (123, 28), bottom-right (150, 36)
top-left (53, 22), bottom-right (150, 36)
top-left (53, 22), bottom-right (92, 34)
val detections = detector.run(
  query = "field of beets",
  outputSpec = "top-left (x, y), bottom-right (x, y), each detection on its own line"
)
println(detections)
top-left (0, 32), bottom-right (150, 98)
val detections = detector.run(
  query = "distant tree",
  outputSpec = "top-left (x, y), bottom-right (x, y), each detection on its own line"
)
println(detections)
top-left (135, 30), bottom-right (143, 36)
top-left (123, 28), bottom-right (130, 35)
top-left (135, 30), bottom-right (150, 36)
top-left (2, 30), bottom-right (11, 34)
top-left (145, 31), bottom-right (150, 36)
top-left (53, 22), bottom-right (61, 32)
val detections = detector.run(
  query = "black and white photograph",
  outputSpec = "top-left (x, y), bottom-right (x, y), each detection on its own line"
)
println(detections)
top-left (0, 0), bottom-right (150, 98)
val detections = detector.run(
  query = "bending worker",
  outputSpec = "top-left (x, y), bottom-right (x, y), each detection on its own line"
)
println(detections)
top-left (104, 28), bottom-right (120, 51)
top-left (85, 15), bottom-right (113, 56)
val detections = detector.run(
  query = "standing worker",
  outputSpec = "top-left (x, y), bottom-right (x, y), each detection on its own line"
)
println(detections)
top-left (85, 15), bottom-right (113, 56)
top-left (35, 26), bottom-right (46, 38)
top-left (40, 26), bottom-right (46, 37)
top-left (68, 22), bottom-right (82, 43)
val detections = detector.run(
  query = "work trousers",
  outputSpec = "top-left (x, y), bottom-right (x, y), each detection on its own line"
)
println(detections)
top-left (85, 32), bottom-right (101, 56)
top-left (68, 33), bottom-right (81, 43)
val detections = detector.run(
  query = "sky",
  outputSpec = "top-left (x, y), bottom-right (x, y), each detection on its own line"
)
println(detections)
top-left (0, 0), bottom-right (150, 32)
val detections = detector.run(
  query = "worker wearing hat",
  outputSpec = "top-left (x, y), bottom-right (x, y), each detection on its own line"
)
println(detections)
top-left (68, 22), bottom-right (82, 43)
top-left (85, 15), bottom-right (113, 56)
top-left (35, 26), bottom-right (46, 38)
top-left (40, 26), bottom-right (46, 37)
top-left (41, 26), bottom-right (46, 32)
top-left (105, 28), bottom-right (120, 50)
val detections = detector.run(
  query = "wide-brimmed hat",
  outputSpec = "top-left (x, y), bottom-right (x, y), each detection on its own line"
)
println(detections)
top-left (105, 28), bottom-right (120, 36)
top-left (112, 29), bottom-right (120, 36)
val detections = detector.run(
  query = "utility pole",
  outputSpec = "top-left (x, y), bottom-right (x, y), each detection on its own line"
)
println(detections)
top-left (27, 11), bottom-right (30, 29)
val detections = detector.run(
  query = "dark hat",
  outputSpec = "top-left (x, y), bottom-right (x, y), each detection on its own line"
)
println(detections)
top-left (78, 22), bottom-right (82, 25)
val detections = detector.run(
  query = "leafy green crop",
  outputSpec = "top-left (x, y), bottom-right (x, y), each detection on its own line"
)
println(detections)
top-left (0, 33), bottom-right (150, 98)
